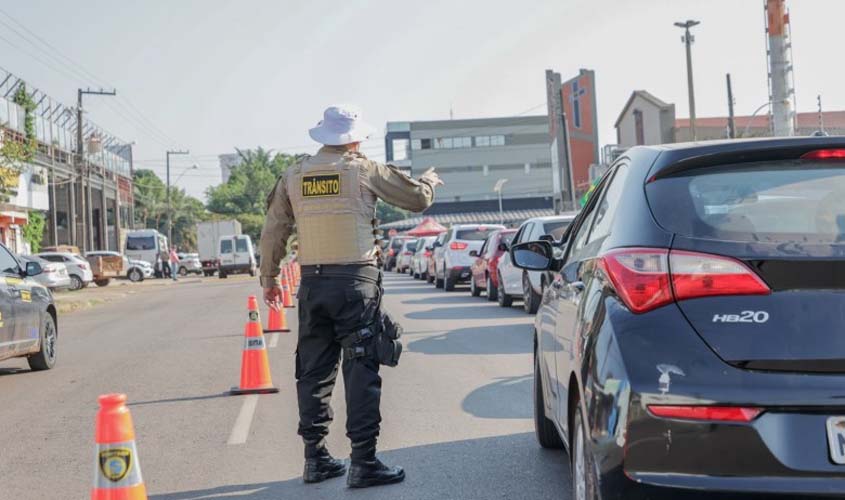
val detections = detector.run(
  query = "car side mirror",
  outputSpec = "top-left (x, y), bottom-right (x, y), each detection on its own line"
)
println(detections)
top-left (433, 241), bottom-right (442, 248)
top-left (539, 234), bottom-right (555, 242)
top-left (25, 261), bottom-right (43, 277)
top-left (510, 241), bottom-right (553, 271)
top-left (469, 250), bottom-right (478, 257)
top-left (497, 242), bottom-right (509, 252)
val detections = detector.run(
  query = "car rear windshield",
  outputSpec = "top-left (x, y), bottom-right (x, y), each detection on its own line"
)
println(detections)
top-left (542, 221), bottom-right (570, 240)
top-left (456, 228), bottom-right (496, 241)
top-left (405, 241), bottom-right (417, 252)
top-left (647, 162), bottom-right (845, 244)
top-left (390, 239), bottom-right (405, 249)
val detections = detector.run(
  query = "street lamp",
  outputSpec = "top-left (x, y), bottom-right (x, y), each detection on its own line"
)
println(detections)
top-left (493, 178), bottom-right (508, 225)
top-left (674, 20), bottom-right (700, 141)
top-left (165, 150), bottom-right (190, 247)
top-left (739, 101), bottom-right (772, 138)
top-left (174, 164), bottom-right (199, 185)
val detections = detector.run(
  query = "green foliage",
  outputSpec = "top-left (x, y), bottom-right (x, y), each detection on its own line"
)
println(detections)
top-left (11, 84), bottom-right (37, 159)
top-left (206, 148), bottom-right (298, 242)
top-left (376, 200), bottom-right (408, 224)
top-left (132, 169), bottom-right (209, 251)
top-left (23, 210), bottom-right (46, 253)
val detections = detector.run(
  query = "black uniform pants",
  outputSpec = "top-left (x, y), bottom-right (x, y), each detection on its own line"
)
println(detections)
top-left (296, 265), bottom-right (382, 461)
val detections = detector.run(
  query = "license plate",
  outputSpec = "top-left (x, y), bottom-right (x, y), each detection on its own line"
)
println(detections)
top-left (826, 416), bottom-right (845, 464)
top-left (460, 271), bottom-right (470, 278)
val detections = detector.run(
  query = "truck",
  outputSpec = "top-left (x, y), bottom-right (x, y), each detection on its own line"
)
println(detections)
top-left (124, 229), bottom-right (168, 274)
top-left (197, 219), bottom-right (241, 276)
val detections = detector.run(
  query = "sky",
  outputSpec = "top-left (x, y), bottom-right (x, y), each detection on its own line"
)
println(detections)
top-left (1, 0), bottom-right (842, 200)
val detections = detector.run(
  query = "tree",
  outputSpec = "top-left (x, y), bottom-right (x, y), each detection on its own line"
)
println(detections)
top-left (376, 201), bottom-right (408, 224)
top-left (23, 210), bottom-right (46, 253)
top-left (132, 169), bottom-right (208, 251)
top-left (206, 148), bottom-right (298, 242)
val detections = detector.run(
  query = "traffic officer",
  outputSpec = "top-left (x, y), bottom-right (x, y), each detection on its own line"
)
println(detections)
top-left (259, 105), bottom-right (442, 488)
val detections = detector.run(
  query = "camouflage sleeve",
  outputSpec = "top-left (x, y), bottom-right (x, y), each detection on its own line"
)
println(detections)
top-left (259, 174), bottom-right (295, 288)
top-left (365, 159), bottom-right (435, 212)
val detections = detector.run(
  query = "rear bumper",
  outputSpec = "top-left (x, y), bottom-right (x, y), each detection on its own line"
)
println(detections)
top-left (583, 300), bottom-right (845, 499)
top-left (446, 266), bottom-right (471, 282)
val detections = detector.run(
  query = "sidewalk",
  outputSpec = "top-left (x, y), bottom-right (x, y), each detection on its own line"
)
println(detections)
top-left (53, 276), bottom-right (205, 314)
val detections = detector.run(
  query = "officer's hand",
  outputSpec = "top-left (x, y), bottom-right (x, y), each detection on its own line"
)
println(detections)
top-left (419, 167), bottom-right (444, 187)
top-left (263, 285), bottom-right (283, 311)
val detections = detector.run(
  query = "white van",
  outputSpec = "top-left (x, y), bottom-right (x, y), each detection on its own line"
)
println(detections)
top-left (218, 234), bottom-right (256, 278)
top-left (125, 229), bottom-right (168, 268)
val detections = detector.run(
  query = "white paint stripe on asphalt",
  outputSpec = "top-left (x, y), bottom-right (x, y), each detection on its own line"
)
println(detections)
top-left (227, 395), bottom-right (259, 445)
top-left (267, 333), bottom-right (279, 348)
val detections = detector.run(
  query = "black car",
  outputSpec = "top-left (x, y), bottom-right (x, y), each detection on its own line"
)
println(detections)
top-left (0, 244), bottom-right (58, 371)
top-left (512, 137), bottom-right (845, 499)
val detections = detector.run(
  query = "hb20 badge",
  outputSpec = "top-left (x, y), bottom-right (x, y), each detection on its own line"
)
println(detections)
top-left (99, 448), bottom-right (132, 482)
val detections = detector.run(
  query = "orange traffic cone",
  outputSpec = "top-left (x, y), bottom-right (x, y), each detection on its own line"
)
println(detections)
top-left (281, 269), bottom-right (295, 309)
top-left (293, 262), bottom-right (301, 287)
top-left (264, 302), bottom-right (290, 333)
top-left (230, 296), bottom-right (279, 395)
top-left (92, 394), bottom-right (147, 500)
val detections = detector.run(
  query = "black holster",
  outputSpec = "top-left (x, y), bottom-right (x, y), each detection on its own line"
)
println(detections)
top-left (339, 282), bottom-right (403, 368)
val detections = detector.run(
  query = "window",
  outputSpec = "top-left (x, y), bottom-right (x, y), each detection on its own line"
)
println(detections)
top-left (491, 135), bottom-right (505, 146)
top-left (126, 236), bottom-right (156, 251)
top-left (235, 238), bottom-right (248, 253)
top-left (41, 255), bottom-right (63, 263)
top-left (456, 228), bottom-right (498, 241)
top-left (634, 109), bottom-right (645, 146)
top-left (475, 136), bottom-right (490, 147)
top-left (435, 137), bottom-right (453, 149)
top-left (542, 220), bottom-right (572, 240)
top-left (0, 247), bottom-right (19, 274)
top-left (392, 139), bottom-right (409, 161)
top-left (454, 137), bottom-right (471, 148)
top-left (478, 239), bottom-right (488, 257)
top-left (587, 165), bottom-right (629, 248)
top-left (420, 138), bottom-right (432, 150)
top-left (564, 177), bottom-right (610, 265)
top-left (411, 139), bottom-right (422, 150)
top-left (483, 165), bottom-right (489, 176)
top-left (524, 163), bottom-right (531, 174)
top-left (221, 239), bottom-right (233, 254)
top-left (517, 223), bottom-right (534, 243)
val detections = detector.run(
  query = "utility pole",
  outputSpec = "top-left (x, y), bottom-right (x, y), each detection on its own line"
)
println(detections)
top-left (76, 88), bottom-right (116, 252)
top-left (726, 73), bottom-right (736, 139)
top-left (674, 20), bottom-right (700, 141)
top-left (166, 149), bottom-right (189, 248)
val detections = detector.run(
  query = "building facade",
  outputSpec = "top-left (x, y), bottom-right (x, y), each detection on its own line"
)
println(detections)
top-left (218, 153), bottom-right (241, 183)
top-left (384, 115), bottom-right (554, 219)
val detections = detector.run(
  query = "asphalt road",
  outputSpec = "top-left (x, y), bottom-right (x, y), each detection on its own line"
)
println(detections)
top-left (0, 272), bottom-right (569, 499)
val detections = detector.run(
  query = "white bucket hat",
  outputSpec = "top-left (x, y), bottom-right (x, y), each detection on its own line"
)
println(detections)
top-left (308, 105), bottom-right (376, 146)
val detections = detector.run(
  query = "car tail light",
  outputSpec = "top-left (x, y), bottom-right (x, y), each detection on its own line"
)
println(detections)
top-left (424, 250), bottom-right (431, 257)
top-left (450, 242), bottom-right (468, 250)
top-left (388, 249), bottom-right (395, 257)
top-left (648, 405), bottom-right (763, 423)
top-left (598, 248), bottom-right (770, 314)
top-left (403, 251), bottom-right (413, 255)
top-left (800, 149), bottom-right (845, 160)
top-left (670, 251), bottom-right (770, 301)
top-left (599, 249), bottom-right (673, 314)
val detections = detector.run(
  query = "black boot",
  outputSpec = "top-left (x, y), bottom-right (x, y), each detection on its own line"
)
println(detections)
top-left (347, 458), bottom-right (405, 488)
top-left (303, 451), bottom-right (347, 484)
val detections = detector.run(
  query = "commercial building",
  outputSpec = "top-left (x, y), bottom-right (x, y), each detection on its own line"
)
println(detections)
top-left (615, 89), bottom-right (845, 149)
top-left (383, 115), bottom-right (555, 229)
top-left (218, 153), bottom-right (241, 183)
top-left (0, 69), bottom-right (134, 253)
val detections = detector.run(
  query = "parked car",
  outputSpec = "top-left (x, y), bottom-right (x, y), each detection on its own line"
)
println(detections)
top-left (431, 224), bottom-right (504, 291)
top-left (411, 236), bottom-right (438, 279)
top-left (176, 253), bottom-right (202, 276)
top-left (36, 251), bottom-right (93, 291)
top-left (425, 232), bottom-right (448, 284)
top-left (384, 236), bottom-right (408, 272)
top-left (496, 215), bottom-right (576, 312)
top-left (513, 137), bottom-right (845, 499)
top-left (218, 234), bottom-right (256, 278)
top-left (468, 229), bottom-right (516, 300)
top-left (18, 255), bottom-right (70, 291)
top-left (395, 239), bottom-right (418, 274)
top-left (0, 246), bottom-right (58, 371)
top-left (126, 259), bottom-right (153, 282)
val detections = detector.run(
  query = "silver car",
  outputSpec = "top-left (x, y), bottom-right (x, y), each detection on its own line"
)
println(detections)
top-left (19, 255), bottom-right (71, 290)
top-left (176, 253), bottom-right (202, 276)
top-left (36, 252), bottom-right (94, 291)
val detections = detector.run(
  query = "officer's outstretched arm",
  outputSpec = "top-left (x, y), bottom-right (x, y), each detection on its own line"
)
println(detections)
top-left (366, 160), bottom-right (436, 212)
top-left (258, 176), bottom-right (295, 288)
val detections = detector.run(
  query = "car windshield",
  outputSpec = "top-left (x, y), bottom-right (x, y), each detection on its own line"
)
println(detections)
top-left (456, 228), bottom-right (496, 241)
top-left (647, 162), bottom-right (845, 244)
top-left (542, 221), bottom-right (571, 240)
top-left (500, 232), bottom-right (515, 246)
top-left (390, 239), bottom-right (405, 250)
top-left (127, 236), bottom-right (156, 250)
top-left (405, 241), bottom-right (417, 252)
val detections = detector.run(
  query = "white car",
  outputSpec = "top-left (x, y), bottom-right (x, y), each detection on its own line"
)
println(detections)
top-left (127, 259), bottom-right (153, 282)
top-left (19, 255), bottom-right (71, 290)
top-left (36, 252), bottom-right (94, 291)
top-left (176, 252), bottom-right (202, 276)
top-left (395, 239), bottom-right (418, 274)
top-left (432, 224), bottom-right (504, 291)
top-left (496, 214), bottom-right (576, 311)
top-left (411, 236), bottom-right (438, 279)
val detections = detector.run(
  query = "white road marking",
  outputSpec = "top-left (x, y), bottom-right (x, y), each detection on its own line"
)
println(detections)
top-left (227, 395), bottom-right (259, 445)
top-left (267, 333), bottom-right (279, 348)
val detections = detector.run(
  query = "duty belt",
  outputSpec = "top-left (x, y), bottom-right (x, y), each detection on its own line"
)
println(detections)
top-left (300, 264), bottom-right (381, 283)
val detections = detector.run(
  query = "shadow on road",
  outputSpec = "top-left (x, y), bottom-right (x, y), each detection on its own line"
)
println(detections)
top-left (0, 366), bottom-right (28, 377)
top-left (405, 305), bottom-right (527, 321)
top-left (461, 375), bottom-right (532, 419)
top-left (382, 287), bottom-right (437, 296)
top-left (150, 433), bottom-right (568, 500)
top-left (402, 294), bottom-right (483, 305)
top-left (408, 324), bottom-right (532, 355)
